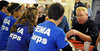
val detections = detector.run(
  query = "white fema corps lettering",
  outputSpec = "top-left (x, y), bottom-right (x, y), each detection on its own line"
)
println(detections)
top-left (35, 26), bottom-right (51, 36)
top-left (1, 18), bottom-right (10, 31)
top-left (17, 27), bottom-right (24, 35)
top-left (31, 34), bottom-right (47, 44)
top-left (1, 25), bottom-right (8, 31)
top-left (9, 33), bottom-right (21, 41)
top-left (31, 26), bottom-right (51, 44)
top-left (9, 27), bottom-right (24, 41)
top-left (3, 18), bottom-right (10, 25)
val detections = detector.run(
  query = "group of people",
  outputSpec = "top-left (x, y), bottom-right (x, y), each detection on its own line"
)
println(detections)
top-left (0, 0), bottom-right (100, 51)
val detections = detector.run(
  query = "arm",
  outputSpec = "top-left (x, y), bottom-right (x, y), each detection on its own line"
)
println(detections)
top-left (62, 44), bottom-right (72, 51)
top-left (66, 29), bottom-right (92, 43)
top-left (55, 30), bottom-right (70, 50)
top-left (76, 31), bottom-right (92, 43)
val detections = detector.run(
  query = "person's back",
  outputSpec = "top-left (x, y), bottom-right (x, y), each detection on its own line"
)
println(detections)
top-left (0, 15), bottom-right (17, 50)
top-left (7, 25), bottom-right (32, 51)
top-left (0, 11), bottom-right (7, 29)
top-left (0, 1), bottom-right (9, 29)
top-left (6, 7), bottom-right (38, 51)
top-left (29, 21), bottom-right (68, 51)
top-left (0, 3), bottom-right (22, 50)
top-left (29, 3), bottom-right (72, 51)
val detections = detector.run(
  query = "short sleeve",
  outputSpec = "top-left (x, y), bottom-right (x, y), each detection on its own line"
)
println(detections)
top-left (55, 30), bottom-right (69, 49)
top-left (64, 16), bottom-right (70, 33)
top-left (58, 16), bottom-right (70, 33)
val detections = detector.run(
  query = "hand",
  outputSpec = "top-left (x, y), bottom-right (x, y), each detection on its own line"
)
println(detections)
top-left (66, 29), bottom-right (79, 38)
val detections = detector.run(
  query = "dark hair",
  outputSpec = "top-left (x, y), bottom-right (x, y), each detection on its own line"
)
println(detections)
top-left (45, 4), bottom-right (48, 7)
top-left (34, 4), bottom-right (38, 8)
top-left (10, 7), bottom-right (37, 34)
top-left (96, 9), bottom-right (100, 14)
top-left (7, 3), bottom-right (22, 14)
top-left (0, 1), bottom-right (9, 10)
top-left (48, 3), bottom-right (64, 20)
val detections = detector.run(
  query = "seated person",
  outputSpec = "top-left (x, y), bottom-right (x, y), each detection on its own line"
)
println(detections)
top-left (7, 7), bottom-right (38, 51)
top-left (0, 1), bottom-right (9, 29)
top-left (37, 5), bottom-right (46, 24)
top-left (66, 7), bottom-right (99, 46)
top-left (0, 3), bottom-right (22, 50)
top-left (29, 3), bottom-right (72, 51)
top-left (45, 10), bottom-right (70, 33)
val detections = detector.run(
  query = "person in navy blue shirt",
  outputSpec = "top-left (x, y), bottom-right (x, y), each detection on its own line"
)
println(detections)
top-left (0, 1), bottom-right (9, 29)
top-left (7, 7), bottom-right (38, 51)
top-left (0, 3), bottom-right (22, 50)
top-left (58, 16), bottom-right (70, 33)
top-left (29, 3), bottom-right (72, 51)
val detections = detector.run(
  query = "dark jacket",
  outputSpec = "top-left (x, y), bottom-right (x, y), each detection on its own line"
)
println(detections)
top-left (37, 15), bottom-right (46, 24)
top-left (73, 2), bottom-right (85, 16)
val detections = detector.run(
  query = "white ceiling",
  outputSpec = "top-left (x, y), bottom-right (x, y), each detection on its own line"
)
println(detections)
top-left (5, 0), bottom-right (36, 3)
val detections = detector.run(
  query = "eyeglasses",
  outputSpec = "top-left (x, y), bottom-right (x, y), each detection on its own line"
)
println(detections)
top-left (76, 15), bottom-right (85, 17)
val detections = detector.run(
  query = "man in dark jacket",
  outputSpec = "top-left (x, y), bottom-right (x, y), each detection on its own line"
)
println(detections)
top-left (37, 6), bottom-right (46, 24)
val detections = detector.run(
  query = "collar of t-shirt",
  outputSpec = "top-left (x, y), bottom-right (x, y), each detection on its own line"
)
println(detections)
top-left (46, 21), bottom-right (56, 26)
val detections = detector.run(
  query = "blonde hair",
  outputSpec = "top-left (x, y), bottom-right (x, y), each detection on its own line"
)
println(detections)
top-left (76, 7), bottom-right (88, 14)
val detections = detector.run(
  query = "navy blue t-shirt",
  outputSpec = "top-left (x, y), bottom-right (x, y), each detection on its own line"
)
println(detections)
top-left (58, 16), bottom-right (70, 33)
top-left (0, 15), bottom-right (16, 50)
top-left (0, 11), bottom-right (7, 29)
top-left (7, 24), bottom-right (34, 51)
top-left (29, 21), bottom-right (69, 51)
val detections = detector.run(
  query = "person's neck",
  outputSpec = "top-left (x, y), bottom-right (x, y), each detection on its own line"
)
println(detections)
top-left (0, 10), bottom-right (5, 13)
top-left (12, 15), bottom-right (17, 19)
top-left (48, 19), bottom-right (60, 26)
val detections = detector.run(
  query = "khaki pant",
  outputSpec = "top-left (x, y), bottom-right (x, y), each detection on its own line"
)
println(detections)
top-left (0, 50), bottom-right (6, 51)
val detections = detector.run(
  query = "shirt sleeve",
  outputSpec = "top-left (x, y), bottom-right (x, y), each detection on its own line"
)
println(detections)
top-left (64, 16), bottom-right (70, 33)
top-left (55, 30), bottom-right (69, 49)
top-left (89, 22), bottom-right (99, 45)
